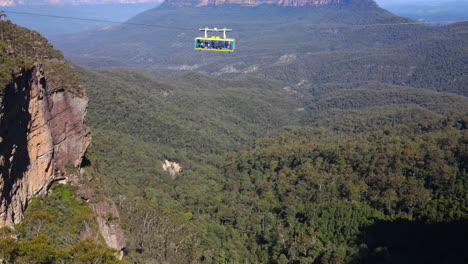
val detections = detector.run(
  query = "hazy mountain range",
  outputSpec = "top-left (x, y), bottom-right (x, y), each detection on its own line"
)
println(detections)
top-left (51, 0), bottom-right (467, 97)
top-left (1, 3), bottom-right (161, 35)
top-left (379, 1), bottom-right (468, 23)
top-left (162, 0), bottom-right (376, 7)
top-left (0, 0), bottom-right (162, 6)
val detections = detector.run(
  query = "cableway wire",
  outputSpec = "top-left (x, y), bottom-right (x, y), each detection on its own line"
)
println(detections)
top-left (2, 10), bottom-right (468, 32)
top-left (2, 10), bottom-right (194, 31)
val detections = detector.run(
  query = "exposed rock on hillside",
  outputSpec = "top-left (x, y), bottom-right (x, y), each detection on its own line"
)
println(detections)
top-left (164, 0), bottom-right (376, 7)
top-left (162, 160), bottom-right (182, 177)
top-left (0, 21), bottom-right (91, 227)
top-left (91, 200), bottom-right (126, 260)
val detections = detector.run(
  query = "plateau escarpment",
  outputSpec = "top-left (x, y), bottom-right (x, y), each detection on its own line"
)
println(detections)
top-left (164, 0), bottom-right (376, 7)
top-left (0, 21), bottom-right (90, 226)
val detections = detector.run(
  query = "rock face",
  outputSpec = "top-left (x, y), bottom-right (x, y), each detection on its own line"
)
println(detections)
top-left (0, 21), bottom-right (126, 258)
top-left (162, 160), bottom-right (182, 178)
top-left (0, 21), bottom-right (125, 257)
top-left (164, 0), bottom-right (376, 7)
top-left (0, 21), bottom-right (91, 227)
top-left (0, 63), bottom-right (91, 227)
top-left (91, 201), bottom-right (126, 260)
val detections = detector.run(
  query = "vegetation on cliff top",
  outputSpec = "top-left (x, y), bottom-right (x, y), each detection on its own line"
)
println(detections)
top-left (0, 40), bottom-right (33, 94)
top-left (0, 21), bottom-right (83, 97)
top-left (0, 233), bottom-right (124, 264)
top-left (0, 184), bottom-right (125, 263)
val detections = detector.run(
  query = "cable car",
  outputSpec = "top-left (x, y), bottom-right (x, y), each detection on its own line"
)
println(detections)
top-left (195, 27), bottom-right (235, 52)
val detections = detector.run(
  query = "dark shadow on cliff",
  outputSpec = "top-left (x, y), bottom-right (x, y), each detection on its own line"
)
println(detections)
top-left (351, 219), bottom-right (468, 264)
top-left (0, 69), bottom-right (32, 221)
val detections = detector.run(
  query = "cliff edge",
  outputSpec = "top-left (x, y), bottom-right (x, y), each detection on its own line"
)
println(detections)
top-left (0, 21), bottom-right (90, 227)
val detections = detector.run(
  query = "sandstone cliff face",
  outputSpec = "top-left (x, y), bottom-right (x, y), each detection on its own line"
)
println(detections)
top-left (164, 0), bottom-right (376, 7)
top-left (0, 62), bottom-right (91, 227)
top-left (0, 21), bottom-right (125, 257)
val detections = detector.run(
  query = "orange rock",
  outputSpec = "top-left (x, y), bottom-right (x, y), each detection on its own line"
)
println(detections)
top-left (0, 64), bottom-right (90, 227)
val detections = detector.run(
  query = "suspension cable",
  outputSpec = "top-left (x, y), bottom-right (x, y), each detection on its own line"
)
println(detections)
top-left (3, 10), bottom-right (468, 32)
top-left (2, 10), bottom-right (194, 31)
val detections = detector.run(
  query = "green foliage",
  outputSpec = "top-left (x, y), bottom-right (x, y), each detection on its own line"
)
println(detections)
top-left (0, 21), bottom-right (84, 97)
top-left (203, 119), bottom-right (467, 262)
top-left (78, 65), bottom-right (468, 263)
top-left (0, 184), bottom-right (125, 263)
top-left (44, 61), bottom-right (83, 97)
top-left (0, 40), bottom-right (33, 93)
top-left (18, 184), bottom-right (98, 248)
top-left (0, 21), bottom-right (63, 60)
top-left (79, 68), bottom-right (302, 160)
top-left (9, 10), bottom-right (468, 263)
top-left (0, 235), bottom-right (124, 264)
top-left (69, 239), bottom-right (123, 264)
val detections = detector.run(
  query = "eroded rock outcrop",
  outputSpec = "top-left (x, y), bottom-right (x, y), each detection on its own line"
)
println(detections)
top-left (91, 201), bottom-right (126, 260)
top-left (0, 21), bottom-right (92, 227)
top-left (0, 21), bottom-right (125, 257)
top-left (162, 160), bottom-right (182, 178)
top-left (0, 62), bottom-right (91, 227)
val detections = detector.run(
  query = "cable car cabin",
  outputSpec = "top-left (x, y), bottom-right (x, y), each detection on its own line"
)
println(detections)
top-left (195, 27), bottom-right (235, 52)
top-left (194, 36), bottom-right (235, 52)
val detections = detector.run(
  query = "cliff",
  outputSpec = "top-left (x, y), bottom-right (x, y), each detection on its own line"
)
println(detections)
top-left (0, 21), bottom-right (90, 226)
top-left (164, 0), bottom-right (377, 7)
top-left (0, 21), bottom-right (126, 257)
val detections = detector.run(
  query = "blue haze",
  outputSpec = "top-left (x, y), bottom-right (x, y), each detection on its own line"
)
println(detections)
top-left (2, 0), bottom-right (467, 38)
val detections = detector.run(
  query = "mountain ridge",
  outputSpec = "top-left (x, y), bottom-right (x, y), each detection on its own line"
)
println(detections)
top-left (163, 0), bottom-right (377, 7)
top-left (54, 3), bottom-right (468, 96)
top-left (0, 0), bottom-right (376, 7)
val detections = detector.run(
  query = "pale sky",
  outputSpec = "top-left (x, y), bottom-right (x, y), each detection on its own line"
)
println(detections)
top-left (0, 0), bottom-right (163, 5)
top-left (0, 0), bottom-right (464, 6)
top-left (376, 0), bottom-right (463, 4)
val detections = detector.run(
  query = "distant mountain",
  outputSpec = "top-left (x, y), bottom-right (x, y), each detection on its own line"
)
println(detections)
top-left (53, 0), bottom-right (467, 96)
top-left (54, 1), bottom-right (409, 68)
top-left (3, 3), bottom-right (161, 36)
top-left (164, 0), bottom-right (376, 7)
top-left (0, 0), bottom-right (161, 6)
top-left (379, 1), bottom-right (468, 24)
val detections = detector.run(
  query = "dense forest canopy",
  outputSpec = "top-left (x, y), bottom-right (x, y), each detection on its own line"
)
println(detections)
top-left (72, 68), bottom-right (468, 263)
top-left (0, 1), bottom-right (467, 263)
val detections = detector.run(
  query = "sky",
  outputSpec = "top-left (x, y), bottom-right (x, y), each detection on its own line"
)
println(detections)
top-left (0, 0), bottom-right (163, 5)
top-left (1, 0), bottom-right (466, 36)
top-left (0, 0), bottom-right (464, 5)
top-left (376, 0), bottom-right (464, 5)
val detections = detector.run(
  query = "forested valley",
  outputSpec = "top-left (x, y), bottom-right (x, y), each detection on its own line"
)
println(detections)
top-left (2, 62), bottom-right (465, 263)
top-left (76, 68), bottom-right (467, 263)
top-left (0, 0), bottom-right (467, 263)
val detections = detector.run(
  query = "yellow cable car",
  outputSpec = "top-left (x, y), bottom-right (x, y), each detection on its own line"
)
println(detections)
top-left (194, 27), bottom-right (235, 52)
